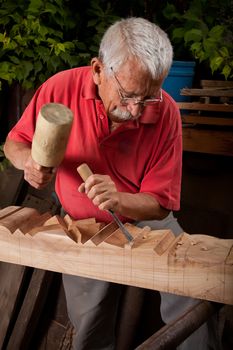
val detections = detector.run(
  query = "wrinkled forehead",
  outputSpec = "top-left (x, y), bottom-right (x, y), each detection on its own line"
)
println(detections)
top-left (113, 60), bottom-right (163, 97)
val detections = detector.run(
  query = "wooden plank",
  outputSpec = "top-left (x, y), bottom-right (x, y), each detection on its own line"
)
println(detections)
top-left (0, 206), bottom-right (42, 233)
top-left (34, 274), bottom-right (72, 350)
top-left (181, 115), bottom-right (233, 127)
top-left (0, 207), bottom-right (232, 305)
top-left (181, 88), bottom-right (233, 97)
top-left (6, 269), bottom-right (54, 350)
top-left (201, 80), bottom-right (233, 89)
top-left (0, 263), bottom-right (28, 349)
top-left (0, 206), bottom-right (21, 220)
top-left (182, 128), bottom-right (233, 156)
top-left (178, 102), bottom-right (233, 112)
top-left (0, 167), bottom-right (24, 208)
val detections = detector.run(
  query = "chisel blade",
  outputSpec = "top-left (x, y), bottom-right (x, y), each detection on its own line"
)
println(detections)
top-left (108, 210), bottom-right (133, 242)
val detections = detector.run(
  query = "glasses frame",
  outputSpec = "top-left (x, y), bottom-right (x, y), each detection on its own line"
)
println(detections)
top-left (110, 67), bottom-right (163, 107)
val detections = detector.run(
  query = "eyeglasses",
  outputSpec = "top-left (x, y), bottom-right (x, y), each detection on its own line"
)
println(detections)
top-left (110, 67), bottom-right (163, 107)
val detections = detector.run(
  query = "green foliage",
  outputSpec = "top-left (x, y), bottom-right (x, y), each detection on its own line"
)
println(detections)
top-left (87, 0), bottom-right (120, 55)
top-left (163, 0), bottom-right (233, 79)
top-left (0, 0), bottom-right (121, 90)
top-left (0, 0), bottom-right (90, 90)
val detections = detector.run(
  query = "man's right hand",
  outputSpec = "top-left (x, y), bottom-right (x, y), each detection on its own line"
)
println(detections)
top-left (24, 154), bottom-right (55, 189)
top-left (4, 138), bottom-right (55, 190)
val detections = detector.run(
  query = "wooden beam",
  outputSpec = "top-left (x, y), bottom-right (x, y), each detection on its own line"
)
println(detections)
top-left (181, 88), bottom-right (233, 97)
top-left (0, 263), bottom-right (28, 349)
top-left (6, 269), bottom-right (54, 350)
top-left (181, 115), bottom-right (233, 127)
top-left (0, 166), bottom-right (24, 208)
top-left (182, 128), bottom-right (233, 156)
top-left (178, 102), bottom-right (233, 113)
top-left (0, 206), bottom-right (232, 305)
top-left (201, 80), bottom-right (233, 89)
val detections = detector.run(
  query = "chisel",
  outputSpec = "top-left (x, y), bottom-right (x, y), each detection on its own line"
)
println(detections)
top-left (77, 163), bottom-right (134, 243)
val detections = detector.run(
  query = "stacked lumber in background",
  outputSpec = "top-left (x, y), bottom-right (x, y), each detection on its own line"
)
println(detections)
top-left (178, 80), bottom-right (233, 156)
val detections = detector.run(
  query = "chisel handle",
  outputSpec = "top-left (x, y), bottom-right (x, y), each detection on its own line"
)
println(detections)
top-left (77, 163), bottom-right (93, 181)
top-left (77, 163), bottom-right (134, 243)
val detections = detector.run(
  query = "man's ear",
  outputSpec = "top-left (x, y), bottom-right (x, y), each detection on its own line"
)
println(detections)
top-left (91, 58), bottom-right (103, 85)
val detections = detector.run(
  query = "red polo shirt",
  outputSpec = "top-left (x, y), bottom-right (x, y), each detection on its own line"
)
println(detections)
top-left (8, 67), bottom-right (182, 222)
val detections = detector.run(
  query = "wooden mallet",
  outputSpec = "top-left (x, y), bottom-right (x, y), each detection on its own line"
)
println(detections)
top-left (31, 103), bottom-right (73, 167)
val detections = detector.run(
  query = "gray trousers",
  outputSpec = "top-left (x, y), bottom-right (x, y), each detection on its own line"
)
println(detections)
top-left (63, 213), bottom-right (220, 350)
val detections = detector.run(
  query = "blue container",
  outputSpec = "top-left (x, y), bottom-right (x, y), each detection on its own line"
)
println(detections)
top-left (162, 61), bottom-right (196, 102)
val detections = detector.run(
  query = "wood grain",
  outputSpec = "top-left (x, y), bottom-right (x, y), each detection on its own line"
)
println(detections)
top-left (182, 128), bottom-right (233, 157)
top-left (0, 263), bottom-right (28, 349)
top-left (6, 269), bottom-right (54, 350)
top-left (181, 88), bottom-right (233, 97)
top-left (178, 102), bottom-right (233, 113)
top-left (31, 103), bottom-right (73, 167)
top-left (0, 206), bottom-right (232, 305)
top-left (181, 115), bottom-right (233, 127)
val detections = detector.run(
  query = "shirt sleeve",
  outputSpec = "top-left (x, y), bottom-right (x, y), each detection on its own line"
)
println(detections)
top-left (140, 100), bottom-right (182, 211)
top-left (7, 78), bottom-right (57, 144)
top-left (140, 135), bottom-right (182, 211)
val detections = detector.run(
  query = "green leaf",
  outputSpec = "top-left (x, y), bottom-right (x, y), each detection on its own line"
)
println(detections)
top-left (54, 43), bottom-right (65, 55)
top-left (183, 12), bottom-right (202, 24)
top-left (222, 65), bottom-right (231, 79)
top-left (22, 80), bottom-right (34, 90)
top-left (0, 61), bottom-right (15, 83)
top-left (28, 0), bottom-right (43, 15)
top-left (75, 41), bottom-right (87, 50)
top-left (34, 60), bottom-right (43, 75)
top-left (0, 33), bottom-right (5, 42)
top-left (172, 28), bottom-right (185, 40)
top-left (23, 49), bottom-right (35, 58)
top-left (38, 25), bottom-right (49, 38)
top-left (63, 41), bottom-right (75, 50)
top-left (219, 47), bottom-right (229, 58)
top-left (0, 61), bottom-right (12, 72)
top-left (44, 3), bottom-right (60, 15)
top-left (47, 55), bottom-right (61, 71)
top-left (184, 29), bottom-right (202, 44)
top-left (89, 0), bottom-right (103, 14)
top-left (210, 56), bottom-right (224, 73)
top-left (208, 25), bottom-right (224, 39)
top-left (9, 12), bottom-right (22, 25)
top-left (190, 42), bottom-right (202, 52)
top-left (21, 61), bottom-right (34, 79)
top-left (9, 56), bottom-right (20, 64)
top-left (163, 3), bottom-right (181, 20)
top-left (87, 19), bottom-right (99, 27)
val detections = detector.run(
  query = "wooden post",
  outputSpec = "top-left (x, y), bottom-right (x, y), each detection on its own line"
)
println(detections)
top-left (31, 103), bottom-right (73, 167)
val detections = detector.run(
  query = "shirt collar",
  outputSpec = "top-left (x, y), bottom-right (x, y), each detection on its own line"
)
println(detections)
top-left (139, 104), bottom-right (161, 124)
top-left (81, 67), bottom-right (100, 100)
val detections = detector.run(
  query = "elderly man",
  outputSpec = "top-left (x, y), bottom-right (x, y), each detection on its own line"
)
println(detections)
top-left (4, 17), bottom-right (214, 350)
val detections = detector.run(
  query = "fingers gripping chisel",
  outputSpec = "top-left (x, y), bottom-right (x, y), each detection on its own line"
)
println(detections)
top-left (77, 163), bottom-right (133, 243)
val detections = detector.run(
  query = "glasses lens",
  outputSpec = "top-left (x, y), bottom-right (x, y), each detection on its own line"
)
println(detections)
top-left (121, 98), bottom-right (137, 106)
top-left (121, 98), bottom-right (161, 107)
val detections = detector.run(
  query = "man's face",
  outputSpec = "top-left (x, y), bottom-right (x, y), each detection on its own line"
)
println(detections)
top-left (92, 58), bottom-right (163, 123)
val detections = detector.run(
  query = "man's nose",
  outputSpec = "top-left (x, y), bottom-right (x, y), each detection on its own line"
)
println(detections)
top-left (126, 103), bottom-right (143, 118)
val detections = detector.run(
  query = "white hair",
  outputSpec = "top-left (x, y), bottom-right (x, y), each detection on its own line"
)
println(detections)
top-left (99, 17), bottom-right (173, 80)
